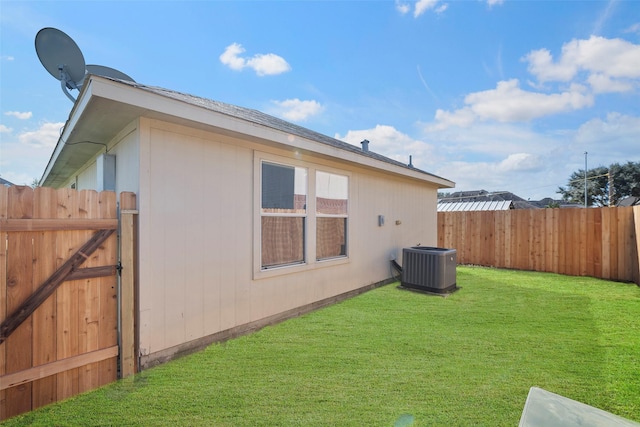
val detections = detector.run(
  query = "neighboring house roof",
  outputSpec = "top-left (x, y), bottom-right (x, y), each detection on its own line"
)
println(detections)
top-left (0, 177), bottom-right (13, 187)
top-left (439, 189), bottom-right (539, 210)
top-left (40, 75), bottom-right (455, 189)
top-left (438, 189), bottom-right (580, 210)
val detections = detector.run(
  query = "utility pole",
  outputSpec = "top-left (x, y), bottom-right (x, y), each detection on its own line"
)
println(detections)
top-left (584, 152), bottom-right (588, 208)
top-left (608, 170), bottom-right (614, 207)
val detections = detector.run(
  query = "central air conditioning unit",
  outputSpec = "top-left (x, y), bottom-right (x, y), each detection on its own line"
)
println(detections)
top-left (401, 246), bottom-right (457, 294)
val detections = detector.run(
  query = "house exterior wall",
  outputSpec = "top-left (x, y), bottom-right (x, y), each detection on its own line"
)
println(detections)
top-left (76, 163), bottom-right (97, 190)
top-left (61, 121), bottom-right (141, 195)
top-left (111, 124), bottom-right (140, 195)
top-left (52, 115), bottom-right (442, 368)
top-left (135, 118), bottom-right (440, 365)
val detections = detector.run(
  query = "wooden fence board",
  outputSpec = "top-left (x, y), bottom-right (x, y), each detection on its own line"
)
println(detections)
top-left (0, 186), bottom-right (7, 420)
top-left (0, 218), bottom-right (117, 232)
top-left (632, 208), bottom-right (639, 285)
top-left (609, 208), bottom-right (619, 280)
top-left (503, 210), bottom-right (512, 269)
top-left (579, 209), bottom-right (587, 276)
top-left (99, 192), bottom-right (118, 386)
top-left (31, 187), bottom-right (58, 409)
top-left (5, 186), bottom-right (35, 418)
top-left (56, 189), bottom-right (82, 400)
top-left (601, 208), bottom-right (611, 279)
top-left (1, 346), bottom-right (118, 390)
top-left (437, 207), bottom-right (639, 285)
top-left (622, 207), bottom-right (634, 281)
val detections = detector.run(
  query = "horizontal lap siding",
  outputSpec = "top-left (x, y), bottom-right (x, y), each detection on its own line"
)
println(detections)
top-left (438, 207), bottom-right (639, 284)
top-left (138, 120), bottom-right (441, 363)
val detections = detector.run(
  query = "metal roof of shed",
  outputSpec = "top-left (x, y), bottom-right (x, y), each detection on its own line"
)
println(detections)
top-left (437, 200), bottom-right (513, 212)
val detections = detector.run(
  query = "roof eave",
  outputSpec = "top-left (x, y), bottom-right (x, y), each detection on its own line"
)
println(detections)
top-left (40, 76), bottom-right (456, 189)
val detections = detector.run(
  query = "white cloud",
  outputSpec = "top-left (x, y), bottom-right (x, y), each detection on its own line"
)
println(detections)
top-left (400, 0), bottom-right (447, 17)
top-left (523, 36), bottom-right (640, 92)
top-left (0, 124), bottom-right (12, 133)
top-left (331, 114), bottom-right (638, 201)
top-left (523, 48), bottom-right (576, 82)
top-left (219, 43), bottom-right (291, 76)
top-left (573, 113), bottom-right (640, 157)
top-left (587, 73), bottom-right (635, 94)
top-left (434, 3), bottom-right (448, 14)
top-left (271, 99), bottom-right (324, 122)
top-left (429, 79), bottom-right (594, 129)
top-left (414, 0), bottom-right (447, 17)
top-left (497, 153), bottom-right (543, 172)
top-left (1, 55), bottom-right (14, 61)
top-left (395, 1), bottom-right (410, 15)
top-left (624, 23), bottom-right (640, 35)
top-left (247, 53), bottom-right (292, 77)
top-left (487, 0), bottom-right (505, 6)
top-left (0, 122), bottom-right (65, 186)
top-left (419, 112), bottom-right (640, 199)
top-left (18, 121), bottom-right (63, 149)
top-left (336, 125), bottom-right (437, 169)
top-left (4, 111), bottom-right (32, 120)
top-left (219, 43), bottom-right (246, 71)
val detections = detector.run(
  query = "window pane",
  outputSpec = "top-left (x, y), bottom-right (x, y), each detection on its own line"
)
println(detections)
top-left (317, 217), bottom-right (347, 260)
top-left (262, 217), bottom-right (305, 268)
top-left (262, 162), bottom-right (306, 213)
top-left (316, 171), bottom-right (348, 215)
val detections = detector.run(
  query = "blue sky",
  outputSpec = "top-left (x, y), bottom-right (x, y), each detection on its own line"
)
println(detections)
top-left (1, 0), bottom-right (638, 200)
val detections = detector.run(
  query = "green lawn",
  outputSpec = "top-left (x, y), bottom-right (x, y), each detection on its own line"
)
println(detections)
top-left (4, 266), bottom-right (640, 426)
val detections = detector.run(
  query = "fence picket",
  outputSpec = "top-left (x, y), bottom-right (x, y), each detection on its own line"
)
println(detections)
top-left (31, 187), bottom-right (58, 409)
top-left (0, 186), bottom-right (7, 420)
top-left (5, 186), bottom-right (35, 418)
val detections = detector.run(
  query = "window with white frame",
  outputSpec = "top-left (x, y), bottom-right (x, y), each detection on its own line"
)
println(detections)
top-left (260, 161), bottom-right (308, 269)
top-left (316, 171), bottom-right (348, 260)
top-left (259, 157), bottom-right (349, 272)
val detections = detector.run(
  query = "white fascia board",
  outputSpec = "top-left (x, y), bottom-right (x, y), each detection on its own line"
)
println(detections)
top-left (40, 81), bottom-right (95, 185)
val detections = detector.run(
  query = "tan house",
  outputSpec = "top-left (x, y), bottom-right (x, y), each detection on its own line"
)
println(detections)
top-left (40, 75), bottom-right (455, 369)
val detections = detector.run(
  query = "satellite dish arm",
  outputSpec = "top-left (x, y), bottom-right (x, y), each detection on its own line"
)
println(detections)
top-left (58, 65), bottom-right (77, 102)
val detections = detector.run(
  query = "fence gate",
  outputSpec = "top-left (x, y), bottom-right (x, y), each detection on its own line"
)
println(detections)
top-left (0, 186), bottom-right (136, 421)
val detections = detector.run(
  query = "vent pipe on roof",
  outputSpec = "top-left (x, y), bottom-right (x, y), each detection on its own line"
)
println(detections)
top-left (408, 155), bottom-right (414, 168)
top-left (361, 139), bottom-right (369, 152)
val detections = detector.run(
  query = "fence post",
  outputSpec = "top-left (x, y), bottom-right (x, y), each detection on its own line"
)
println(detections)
top-left (634, 206), bottom-right (640, 285)
top-left (119, 209), bottom-right (137, 378)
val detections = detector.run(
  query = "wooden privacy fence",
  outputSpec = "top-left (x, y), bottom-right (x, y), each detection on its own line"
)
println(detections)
top-left (437, 206), bottom-right (640, 284)
top-left (0, 186), bottom-right (137, 421)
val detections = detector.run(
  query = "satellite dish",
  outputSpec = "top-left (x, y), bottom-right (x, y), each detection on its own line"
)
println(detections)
top-left (35, 28), bottom-right (135, 103)
top-left (35, 28), bottom-right (86, 102)
top-left (85, 64), bottom-right (135, 83)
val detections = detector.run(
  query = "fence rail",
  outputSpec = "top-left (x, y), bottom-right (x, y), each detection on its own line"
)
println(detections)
top-left (437, 206), bottom-right (640, 284)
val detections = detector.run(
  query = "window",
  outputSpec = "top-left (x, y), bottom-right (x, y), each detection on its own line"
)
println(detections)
top-left (261, 162), bottom-right (307, 268)
top-left (316, 171), bottom-right (348, 260)
top-left (257, 155), bottom-right (350, 274)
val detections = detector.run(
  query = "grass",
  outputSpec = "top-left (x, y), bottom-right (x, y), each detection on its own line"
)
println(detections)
top-left (4, 266), bottom-right (640, 426)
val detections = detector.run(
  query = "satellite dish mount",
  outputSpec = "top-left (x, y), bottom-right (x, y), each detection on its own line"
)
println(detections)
top-left (58, 64), bottom-right (79, 102)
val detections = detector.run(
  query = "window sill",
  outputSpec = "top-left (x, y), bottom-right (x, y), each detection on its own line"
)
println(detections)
top-left (254, 256), bottom-right (349, 280)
